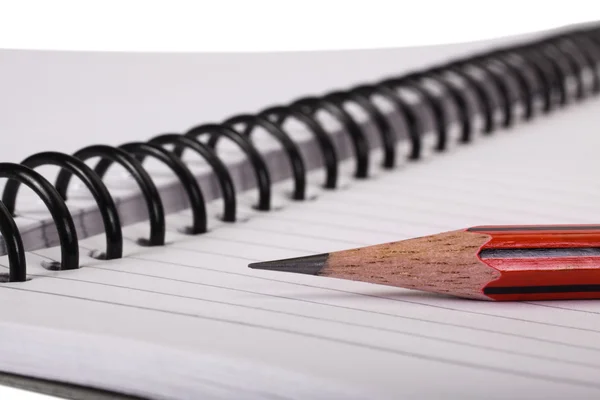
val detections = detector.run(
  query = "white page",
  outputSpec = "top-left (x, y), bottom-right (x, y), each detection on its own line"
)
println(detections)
top-left (0, 97), bottom-right (599, 399)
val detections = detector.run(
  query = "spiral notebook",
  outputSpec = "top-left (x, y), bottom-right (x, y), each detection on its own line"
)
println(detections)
top-left (1, 23), bottom-right (600, 400)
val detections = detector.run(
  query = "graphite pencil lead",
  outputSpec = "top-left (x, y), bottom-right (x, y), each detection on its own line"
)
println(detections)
top-left (248, 253), bottom-right (330, 275)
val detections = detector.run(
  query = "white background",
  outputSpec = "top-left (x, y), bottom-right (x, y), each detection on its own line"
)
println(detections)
top-left (1, 1), bottom-right (600, 51)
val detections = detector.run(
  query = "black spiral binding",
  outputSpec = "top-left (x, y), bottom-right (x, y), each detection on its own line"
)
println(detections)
top-left (1, 25), bottom-right (599, 283)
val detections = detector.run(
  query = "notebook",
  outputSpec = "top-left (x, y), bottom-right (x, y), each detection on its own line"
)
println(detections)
top-left (1, 23), bottom-right (600, 400)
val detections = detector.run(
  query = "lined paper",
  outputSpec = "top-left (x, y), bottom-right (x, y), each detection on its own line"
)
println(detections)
top-left (0, 96), bottom-right (599, 399)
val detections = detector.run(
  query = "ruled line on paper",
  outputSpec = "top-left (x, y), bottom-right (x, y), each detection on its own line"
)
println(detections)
top-left (35, 266), bottom-right (600, 352)
top-left (200, 224), bottom-right (372, 247)
top-left (128, 253), bottom-right (600, 333)
top-left (329, 190), bottom-right (598, 223)
top-left (4, 253), bottom-right (600, 367)
top-left (15, 235), bottom-right (600, 353)
top-left (8, 261), bottom-right (600, 371)
top-left (173, 234), bottom-right (317, 254)
top-left (26, 238), bottom-right (600, 340)
top-left (375, 178), bottom-right (600, 213)
top-left (238, 214), bottom-right (423, 239)
top-left (524, 303), bottom-right (600, 315)
top-left (4, 282), bottom-right (600, 392)
top-left (262, 207), bottom-right (457, 233)
top-left (351, 176), bottom-right (600, 211)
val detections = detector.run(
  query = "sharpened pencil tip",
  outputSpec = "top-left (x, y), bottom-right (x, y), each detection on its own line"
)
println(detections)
top-left (248, 253), bottom-right (330, 275)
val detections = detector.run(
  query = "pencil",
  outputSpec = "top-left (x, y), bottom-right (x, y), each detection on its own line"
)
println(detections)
top-left (248, 225), bottom-right (600, 301)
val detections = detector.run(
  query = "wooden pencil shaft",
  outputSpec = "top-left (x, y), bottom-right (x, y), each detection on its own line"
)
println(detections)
top-left (325, 225), bottom-right (600, 301)
top-left (250, 224), bottom-right (600, 302)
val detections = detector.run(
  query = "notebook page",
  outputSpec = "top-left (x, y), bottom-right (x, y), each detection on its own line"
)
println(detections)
top-left (0, 98), bottom-right (600, 400)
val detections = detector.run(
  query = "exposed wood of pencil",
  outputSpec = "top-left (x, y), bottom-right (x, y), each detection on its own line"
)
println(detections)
top-left (322, 230), bottom-right (498, 300)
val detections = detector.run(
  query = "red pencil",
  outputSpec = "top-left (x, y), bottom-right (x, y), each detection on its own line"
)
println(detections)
top-left (249, 225), bottom-right (600, 301)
